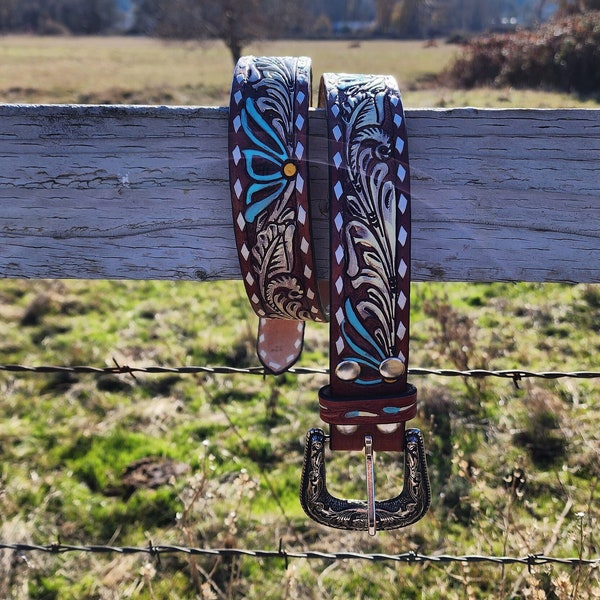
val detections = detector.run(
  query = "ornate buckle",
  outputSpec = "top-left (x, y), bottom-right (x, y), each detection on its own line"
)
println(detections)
top-left (300, 428), bottom-right (430, 535)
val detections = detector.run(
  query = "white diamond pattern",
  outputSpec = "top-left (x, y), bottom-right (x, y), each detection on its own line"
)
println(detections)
top-left (333, 152), bottom-right (342, 168)
top-left (335, 245), bottom-right (344, 264)
top-left (241, 243), bottom-right (250, 260)
top-left (398, 291), bottom-right (407, 309)
top-left (304, 265), bottom-right (312, 278)
top-left (300, 237), bottom-right (309, 254)
top-left (297, 90), bottom-right (306, 105)
top-left (245, 272), bottom-right (255, 286)
top-left (297, 205), bottom-right (306, 224)
top-left (233, 178), bottom-right (243, 198)
top-left (334, 181), bottom-right (343, 199)
top-left (397, 164), bottom-right (406, 182)
top-left (295, 173), bottom-right (304, 193)
top-left (397, 321), bottom-right (407, 340)
top-left (335, 307), bottom-right (344, 324)
top-left (334, 212), bottom-right (343, 232)
top-left (233, 90), bottom-right (242, 104)
top-left (398, 259), bottom-right (407, 278)
top-left (335, 337), bottom-right (345, 355)
top-left (331, 104), bottom-right (340, 117)
top-left (398, 194), bottom-right (408, 214)
top-left (398, 226), bottom-right (407, 246)
top-left (332, 125), bottom-right (342, 140)
top-left (233, 115), bottom-right (241, 132)
top-left (232, 145), bottom-right (242, 165)
top-left (295, 141), bottom-right (304, 159)
top-left (394, 113), bottom-right (403, 127)
top-left (295, 114), bottom-right (305, 130)
top-left (236, 212), bottom-right (246, 231)
top-left (335, 276), bottom-right (344, 294)
top-left (396, 137), bottom-right (405, 153)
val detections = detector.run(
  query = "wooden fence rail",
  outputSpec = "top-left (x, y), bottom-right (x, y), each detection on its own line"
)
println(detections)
top-left (1, 104), bottom-right (599, 283)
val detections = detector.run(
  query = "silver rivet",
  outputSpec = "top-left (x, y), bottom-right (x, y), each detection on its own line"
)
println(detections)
top-left (379, 357), bottom-right (405, 382)
top-left (335, 360), bottom-right (361, 382)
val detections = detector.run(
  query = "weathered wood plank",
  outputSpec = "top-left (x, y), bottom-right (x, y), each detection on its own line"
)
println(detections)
top-left (1, 104), bottom-right (599, 282)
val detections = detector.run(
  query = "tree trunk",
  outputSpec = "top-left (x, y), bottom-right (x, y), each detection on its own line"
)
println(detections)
top-left (227, 38), bottom-right (242, 65)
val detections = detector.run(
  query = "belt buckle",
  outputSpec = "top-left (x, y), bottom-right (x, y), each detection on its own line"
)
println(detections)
top-left (300, 427), bottom-right (430, 535)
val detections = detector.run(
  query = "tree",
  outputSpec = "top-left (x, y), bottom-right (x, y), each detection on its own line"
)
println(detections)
top-left (131, 0), bottom-right (304, 64)
top-left (391, 0), bottom-right (423, 37)
top-left (375, 0), bottom-right (396, 34)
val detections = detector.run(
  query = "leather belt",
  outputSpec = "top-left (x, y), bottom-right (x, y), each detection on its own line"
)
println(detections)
top-left (229, 58), bottom-right (430, 534)
top-left (317, 72), bottom-right (417, 453)
top-left (299, 73), bottom-right (430, 534)
top-left (229, 56), bottom-right (326, 374)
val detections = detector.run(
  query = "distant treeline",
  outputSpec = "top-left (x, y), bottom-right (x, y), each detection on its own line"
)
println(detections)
top-left (0, 0), bottom-right (123, 34)
top-left (0, 0), bottom-right (561, 38)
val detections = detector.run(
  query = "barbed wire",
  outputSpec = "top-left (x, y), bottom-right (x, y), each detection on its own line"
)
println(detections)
top-left (1, 542), bottom-right (599, 569)
top-left (0, 362), bottom-right (599, 382)
top-left (2, 364), bottom-right (599, 570)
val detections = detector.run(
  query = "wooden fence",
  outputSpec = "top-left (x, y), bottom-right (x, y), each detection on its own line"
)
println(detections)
top-left (1, 104), bottom-right (599, 284)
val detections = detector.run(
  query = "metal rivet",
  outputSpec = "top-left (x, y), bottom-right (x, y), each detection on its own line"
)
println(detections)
top-left (335, 360), bottom-right (361, 382)
top-left (379, 357), bottom-right (405, 382)
top-left (282, 160), bottom-right (297, 178)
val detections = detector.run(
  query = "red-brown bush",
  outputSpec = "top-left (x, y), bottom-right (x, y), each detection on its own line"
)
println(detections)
top-left (446, 11), bottom-right (600, 94)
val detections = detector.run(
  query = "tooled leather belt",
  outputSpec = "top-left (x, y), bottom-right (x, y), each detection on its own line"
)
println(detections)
top-left (229, 56), bottom-right (326, 374)
top-left (229, 57), bottom-right (430, 534)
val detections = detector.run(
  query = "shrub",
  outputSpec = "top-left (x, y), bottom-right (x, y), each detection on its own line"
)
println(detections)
top-left (445, 11), bottom-right (600, 94)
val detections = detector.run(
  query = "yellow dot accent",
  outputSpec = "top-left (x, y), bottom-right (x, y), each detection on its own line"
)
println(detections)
top-left (283, 162), bottom-right (297, 178)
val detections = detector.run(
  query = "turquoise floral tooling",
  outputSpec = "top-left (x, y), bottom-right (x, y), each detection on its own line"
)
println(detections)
top-left (229, 56), bottom-right (324, 325)
top-left (240, 96), bottom-right (297, 224)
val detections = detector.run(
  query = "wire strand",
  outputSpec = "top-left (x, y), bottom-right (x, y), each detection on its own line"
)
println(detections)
top-left (0, 363), bottom-right (599, 380)
top-left (1, 542), bottom-right (599, 567)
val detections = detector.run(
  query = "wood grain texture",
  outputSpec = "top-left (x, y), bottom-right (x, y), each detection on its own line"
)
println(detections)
top-left (1, 104), bottom-right (599, 282)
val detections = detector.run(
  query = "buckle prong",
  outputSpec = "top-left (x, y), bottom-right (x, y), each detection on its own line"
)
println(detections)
top-left (364, 435), bottom-right (376, 536)
top-left (300, 428), bottom-right (431, 532)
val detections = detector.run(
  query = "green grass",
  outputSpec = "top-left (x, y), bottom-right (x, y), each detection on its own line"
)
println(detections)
top-left (1, 36), bottom-right (599, 599)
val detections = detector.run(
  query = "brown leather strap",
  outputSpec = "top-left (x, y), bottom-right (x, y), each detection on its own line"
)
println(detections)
top-left (228, 56), bottom-right (325, 373)
top-left (318, 73), bottom-right (415, 452)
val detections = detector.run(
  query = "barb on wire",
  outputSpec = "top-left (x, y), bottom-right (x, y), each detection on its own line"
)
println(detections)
top-left (0, 363), bottom-right (599, 380)
top-left (1, 542), bottom-right (599, 568)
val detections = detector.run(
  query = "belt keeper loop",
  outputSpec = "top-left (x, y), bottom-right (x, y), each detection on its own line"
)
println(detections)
top-left (319, 384), bottom-right (418, 452)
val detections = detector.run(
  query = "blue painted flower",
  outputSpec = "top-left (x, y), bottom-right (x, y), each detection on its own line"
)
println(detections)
top-left (241, 97), bottom-right (296, 223)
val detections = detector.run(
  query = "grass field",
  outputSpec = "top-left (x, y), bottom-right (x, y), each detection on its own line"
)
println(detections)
top-left (1, 36), bottom-right (599, 600)
top-left (2, 35), bottom-right (600, 108)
